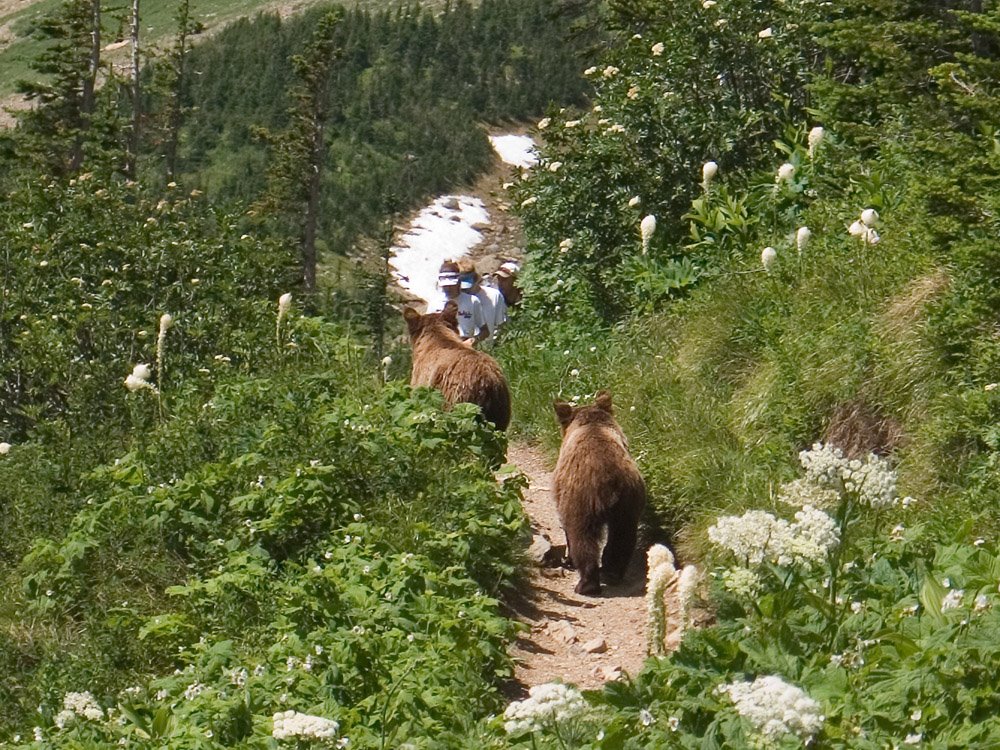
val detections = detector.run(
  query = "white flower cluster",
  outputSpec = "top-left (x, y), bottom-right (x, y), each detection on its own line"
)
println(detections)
top-left (708, 507), bottom-right (838, 569)
top-left (777, 478), bottom-right (840, 509)
top-left (848, 207), bottom-right (880, 245)
top-left (124, 363), bottom-right (157, 394)
top-left (61, 691), bottom-right (105, 723)
top-left (640, 214), bottom-right (657, 253)
top-left (721, 567), bottom-right (762, 598)
top-left (503, 683), bottom-right (587, 735)
top-left (807, 126), bottom-right (825, 158)
top-left (718, 675), bottom-right (824, 744)
top-left (941, 589), bottom-right (964, 611)
top-left (798, 443), bottom-right (897, 508)
top-left (272, 711), bottom-right (344, 742)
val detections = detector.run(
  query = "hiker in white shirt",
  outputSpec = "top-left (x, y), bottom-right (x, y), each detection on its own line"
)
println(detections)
top-left (426, 263), bottom-right (488, 341)
top-left (457, 260), bottom-right (507, 340)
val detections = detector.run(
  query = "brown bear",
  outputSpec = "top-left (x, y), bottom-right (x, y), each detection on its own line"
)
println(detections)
top-left (403, 302), bottom-right (512, 431)
top-left (552, 391), bottom-right (645, 595)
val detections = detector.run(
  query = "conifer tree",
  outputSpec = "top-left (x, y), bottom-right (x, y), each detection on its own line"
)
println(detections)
top-left (256, 8), bottom-right (344, 293)
top-left (16, 0), bottom-right (104, 175)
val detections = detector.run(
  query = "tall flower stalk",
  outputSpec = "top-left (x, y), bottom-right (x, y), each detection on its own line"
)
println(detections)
top-left (277, 292), bottom-right (292, 350)
top-left (156, 313), bottom-right (172, 418)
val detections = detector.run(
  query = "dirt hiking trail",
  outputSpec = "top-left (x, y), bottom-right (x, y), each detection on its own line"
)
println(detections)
top-left (505, 442), bottom-right (660, 694)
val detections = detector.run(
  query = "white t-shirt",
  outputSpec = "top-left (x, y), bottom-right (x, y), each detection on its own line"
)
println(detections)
top-left (476, 285), bottom-right (507, 338)
top-left (427, 291), bottom-right (487, 339)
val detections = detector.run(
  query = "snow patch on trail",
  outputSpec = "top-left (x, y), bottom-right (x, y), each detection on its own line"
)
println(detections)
top-left (489, 134), bottom-right (538, 168)
top-left (389, 195), bottom-right (489, 304)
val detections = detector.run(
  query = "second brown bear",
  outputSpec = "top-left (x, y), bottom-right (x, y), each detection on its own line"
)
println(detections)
top-left (553, 391), bottom-right (646, 595)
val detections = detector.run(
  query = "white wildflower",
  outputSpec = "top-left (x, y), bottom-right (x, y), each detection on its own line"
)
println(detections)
top-left (602, 65), bottom-right (619, 78)
top-left (606, 123), bottom-right (626, 134)
top-left (627, 85), bottom-right (640, 100)
top-left (548, 161), bottom-right (563, 172)
top-left (54, 710), bottom-right (75, 729)
top-left (796, 226), bottom-right (811, 254)
top-left (639, 708), bottom-right (654, 726)
top-left (777, 477), bottom-right (839, 509)
top-left (776, 163), bottom-right (795, 183)
top-left (584, 66), bottom-right (598, 75)
top-left (559, 238), bottom-right (573, 252)
top-left (808, 126), bottom-right (825, 157)
top-left (646, 544), bottom-right (677, 655)
top-left (132, 363), bottom-right (152, 381)
top-left (668, 716), bottom-right (680, 730)
top-left (702, 160), bottom-right (718, 191)
top-left (640, 215), bottom-right (657, 254)
top-left (718, 675), bottom-right (823, 744)
top-left (0, 442), bottom-right (11, 455)
top-left (975, 594), bottom-right (990, 611)
top-left (904, 733), bottom-right (922, 744)
top-left (703, 0), bottom-right (717, 6)
top-left (861, 208), bottom-right (879, 227)
top-left (183, 682), bottom-right (205, 701)
top-left (798, 443), bottom-right (897, 508)
top-left (272, 711), bottom-right (342, 741)
top-left (564, 119), bottom-right (581, 128)
top-left (537, 117), bottom-right (551, 129)
top-left (63, 692), bottom-right (104, 721)
top-left (758, 27), bottom-right (774, 40)
top-left (848, 220), bottom-right (865, 237)
top-left (761, 246), bottom-right (777, 272)
top-left (651, 42), bottom-right (664, 56)
top-left (941, 589), bottom-right (964, 611)
top-left (503, 683), bottom-right (587, 735)
top-left (628, 196), bottom-right (641, 207)
top-left (709, 507), bottom-right (837, 569)
top-left (722, 567), bottom-right (762, 598)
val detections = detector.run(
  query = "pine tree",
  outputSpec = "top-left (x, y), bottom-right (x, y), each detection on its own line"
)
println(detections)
top-left (16, 0), bottom-right (104, 175)
top-left (255, 8), bottom-right (344, 293)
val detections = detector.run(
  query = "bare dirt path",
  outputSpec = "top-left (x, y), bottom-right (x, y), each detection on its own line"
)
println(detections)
top-left (504, 442), bottom-right (651, 693)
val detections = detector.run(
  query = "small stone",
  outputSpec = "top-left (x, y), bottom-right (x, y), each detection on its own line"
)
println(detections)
top-left (582, 637), bottom-right (607, 654)
top-left (443, 197), bottom-right (460, 210)
top-left (549, 620), bottom-right (578, 644)
top-left (527, 534), bottom-right (552, 565)
top-left (598, 664), bottom-right (623, 681)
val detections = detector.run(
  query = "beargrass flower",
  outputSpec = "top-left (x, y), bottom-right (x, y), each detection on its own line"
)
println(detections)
top-left (0, 442), bottom-right (10, 455)
top-left (520, 196), bottom-right (538, 207)
top-left (548, 161), bottom-right (563, 172)
top-left (702, 160), bottom-right (718, 190)
top-left (758, 27), bottom-right (774, 39)
top-left (125, 364), bottom-right (157, 394)
top-left (602, 65), bottom-right (619, 78)
top-left (776, 163), bottom-right (795, 183)
top-left (559, 238), bottom-right (573, 252)
top-left (808, 126), bottom-right (825, 157)
top-left (628, 196), bottom-right (641, 207)
top-left (718, 676), bottom-right (823, 744)
top-left (796, 226), bottom-right (811, 253)
top-left (761, 246), bottom-right (777, 271)
top-left (627, 85), bottom-right (640, 100)
top-left (640, 215), bottom-right (657, 254)
top-left (503, 683), bottom-right (587, 735)
top-left (651, 42), bottom-right (664, 56)
top-left (861, 208), bottom-right (879, 227)
top-left (646, 544), bottom-right (676, 655)
top-left (703, 0), bottom-right (717, 6)
top-left (537, 117), bottom-right (551, 129)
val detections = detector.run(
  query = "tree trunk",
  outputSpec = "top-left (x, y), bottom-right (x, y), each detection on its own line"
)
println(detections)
top-left (72, 0), bottom-right (101, 171)
top-left (127, 0), bottom-right (141, 179)
top-left (301, 112), bottom-right (325, 292)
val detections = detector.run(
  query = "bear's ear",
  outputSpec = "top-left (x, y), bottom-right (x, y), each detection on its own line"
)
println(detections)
top-left (403, 306), bottom-right (421, 334)
top-left (554, 401), bottom-right (574, 428)
top-left (594, 390), bottom-right (613, 414)
top-left (441, 301), bottom-right (459, 327)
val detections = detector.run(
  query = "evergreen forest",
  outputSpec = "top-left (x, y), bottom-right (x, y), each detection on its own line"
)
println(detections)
top-left (4, 0), bottom-right (1000, 746)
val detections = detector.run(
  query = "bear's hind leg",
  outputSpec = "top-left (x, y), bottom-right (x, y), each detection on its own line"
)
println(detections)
top-left (566, 518), bottom-right (602, 596)
top-left (601, 506), bottom-right (640, 585)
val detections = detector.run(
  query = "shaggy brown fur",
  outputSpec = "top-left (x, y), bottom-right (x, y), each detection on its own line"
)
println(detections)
top-left (403, 302), bottom-right (511, 431)
top-left (552, 391), bottom-right (646, 595)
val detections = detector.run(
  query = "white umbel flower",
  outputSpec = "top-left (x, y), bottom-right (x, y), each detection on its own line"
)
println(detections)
top-left (272, 711), bottom-right (343, 741)
top-left (798, 443), bottom-right (898, 508)
top-left (761, 246), bottom-right (777, 272)
top-left (640, 215), bottom-right (657, 254)
top-left (718, 676), bottom-right (824, 744)
top-left (125, 364), bottom-right (157, 394)
top-left (941, 589), bottom-right (965, 611)
top-left (808, 126), bottom-right (825, 157)
top-left (63, 692), bottom-right (104, 722)
top-left (503, 683), bottom-right (587, 735)
top-left (776, 163), bottom-right (795, 183)
top-left (702, 161), bottom-right (718, 191)
top-left (796, 226), bottom-right (811, 254)
top-left (0, 442), bottom-right (11, 455)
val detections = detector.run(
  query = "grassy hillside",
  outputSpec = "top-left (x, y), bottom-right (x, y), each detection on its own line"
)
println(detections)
top-left (0, 0), bottom-right (451, 101)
